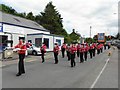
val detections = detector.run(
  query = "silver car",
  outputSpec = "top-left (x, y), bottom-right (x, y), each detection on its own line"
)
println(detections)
top-left (27, 45), bottom-right (41, 55)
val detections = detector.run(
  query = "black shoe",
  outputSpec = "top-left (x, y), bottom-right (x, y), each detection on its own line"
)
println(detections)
top-left (22, 72), bottom-right (25, 74)
top-left (71, 66), bottom-right (73, 67)
top-left (42, 61), bottom-right (44, 63)
top-left (16, 73), bottom-right (21, 76)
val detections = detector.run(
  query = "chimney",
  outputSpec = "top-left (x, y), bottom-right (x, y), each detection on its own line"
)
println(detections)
top-left (73, 29), bottom-right (75, 32)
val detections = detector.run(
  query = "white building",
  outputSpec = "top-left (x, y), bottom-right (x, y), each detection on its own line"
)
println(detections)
top-left (0, 11), bottom-right (64, 52)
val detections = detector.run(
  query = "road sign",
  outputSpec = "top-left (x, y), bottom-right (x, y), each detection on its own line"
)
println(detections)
top-left (98, 33), bottom-right (105, 42)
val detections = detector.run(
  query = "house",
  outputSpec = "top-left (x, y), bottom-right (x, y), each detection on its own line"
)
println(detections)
top-left (0, 11), bottom-right (64, 51)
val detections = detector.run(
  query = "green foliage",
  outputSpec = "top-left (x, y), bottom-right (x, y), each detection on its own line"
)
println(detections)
top-left (69, 29), bottom-right (80, 43)
top-left (0, 4), bottom-right (27, 18)
top-left (35, 2), bottom-right (66, 35)
top-left (0, 4), bottom-right (17, 14)
top-left (85, 38), bottom-right (95, 43)
top-left (0, 3), bottom-right (76, 43)
top-left (26, 12), bottom-right (35, 21)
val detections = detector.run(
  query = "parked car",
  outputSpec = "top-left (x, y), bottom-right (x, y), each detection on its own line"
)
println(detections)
top-left (27, 45), bottom-right (41, 55)
top-left (117, 44), bottom-right (120, 49)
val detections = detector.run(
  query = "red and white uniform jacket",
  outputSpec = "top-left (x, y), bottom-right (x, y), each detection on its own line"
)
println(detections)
top-left (79, 47), bottom-right (85, 53)
top-left (61, 44), bottom-right (66, 49)
top-left (77, 44), bottom-right (80, 51)
top-left (15, 44), bottom-right (27, 54)
top-left (66, 46), bottom-right (71, 52)
top-left (84, 46), bottom-right (89, 52)
top-left (53, 45), bottom-right (60, 53)
top-left (90, 45), bottom-right (94, 50)
top-left (97, 45), bottom-right (101, 50)
top-left (40, 44), bottom-right (47, 53)
top-left (70, 46), bottom-right (77, 54)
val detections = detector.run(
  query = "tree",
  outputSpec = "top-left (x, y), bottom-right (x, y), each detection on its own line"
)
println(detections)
top-left (0, 4), bottom-right (26, 18)
top-left (0, 4), bottom-right (17, 14)
top-left (35, 2), bottom-right (67, 36)
top-left (85, 38), bottom-right (94, 43)
top-left (69, 29), bottom-right (80, 43)
top-left (26, 12), bottom-right (35, 20)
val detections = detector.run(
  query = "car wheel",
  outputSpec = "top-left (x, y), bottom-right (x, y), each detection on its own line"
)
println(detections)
top-left (32, 51), bottom-right (37, 55)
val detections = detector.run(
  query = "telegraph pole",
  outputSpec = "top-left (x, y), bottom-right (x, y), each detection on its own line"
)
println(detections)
top-left (90, 26), bottom-right (92, 38)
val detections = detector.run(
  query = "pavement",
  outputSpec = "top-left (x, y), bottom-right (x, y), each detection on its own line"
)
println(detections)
top-left (1, 47), bottom-right (119, 88)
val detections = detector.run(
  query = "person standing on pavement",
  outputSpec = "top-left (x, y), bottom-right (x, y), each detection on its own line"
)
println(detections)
top-left (66, 44), bottom-right (71, 61)
top-left (61, 43), bottom-right (66, 58)
top-left (108, 43), bottom-right (111, 49)
top-left (92, 43), bottom-right (96, 57)
top-left (104, 43), bottom-right (107, 50)
top-left (100, 44), bottom-right (103, 53)
top-left (79, 44), bottom-right (84, 63)
top-left (14, 39), bottom-right (27, 76)
top-left (70, 43), bottom-right (77, 67)
top-left (89, 43), bottom-right (93, 59)
top-left (40, 43), bottom-right (47, 63)
top-left (97, 43), bottom-right (100, 54)
top-left (53, 43), bottom-right (60, 64)
top-left (77, 43), bottom-right (80, 57)
top-left (84, 43), bottom-right (89, 61)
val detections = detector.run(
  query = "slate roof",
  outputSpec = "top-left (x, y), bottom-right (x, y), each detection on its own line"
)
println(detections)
top-left (0, 11), bottom-right (49, 32)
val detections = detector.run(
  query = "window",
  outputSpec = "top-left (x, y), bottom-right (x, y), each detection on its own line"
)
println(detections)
top-left (35, 38), bottom-right (42, 47)
top-left (28, 40), bottom-right (32, 43)
top-left (44, 38), bottom-right (49, 48)
top-left (56, 39), bottom-right (61, 46)
top-left (19, 37), bottom-right (25, 43)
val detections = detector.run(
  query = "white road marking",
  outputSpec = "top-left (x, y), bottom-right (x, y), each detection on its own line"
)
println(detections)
top-left (90, 58), bottom-right (110, 89)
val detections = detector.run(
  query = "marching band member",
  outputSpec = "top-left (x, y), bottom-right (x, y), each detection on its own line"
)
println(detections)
top-left (40, 43), bottom-right (47, 63)
top-left (79, 44), bottom-right (84, 63)
top-left (14, 39), bottom-right (27, 76)
top-left (77, 43), bottom-right (80, 57)
top-left (53, 43), bottom-right (60, 64)
top-left (61, 43), bottom-right (66, 58)
top-left (70, 43), bottom-right (77, 67)
top-left (66, 44), bottom-right (71, 61)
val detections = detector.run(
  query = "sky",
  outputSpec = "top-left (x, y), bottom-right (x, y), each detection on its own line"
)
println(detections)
top-left (0, 0), bottom-right (119, 37)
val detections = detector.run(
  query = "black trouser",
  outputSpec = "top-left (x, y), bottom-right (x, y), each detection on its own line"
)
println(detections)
top-left (100, 48), bottom-right (103, 53)
top-left (54, 52), bottom-right (58, 64)
top-left (41, 50), bottom-right (45, 62)
top-left (108, 45), bottom-right (110, 49)
top-left (77, 50), bottom-right (79, 57)
top-left (71, 53), bottom-right (76, 67)
top-left (97, 49), bottom-right (100, 54)
top-left (84, 51), bottom-right (88, 61)
top-left (62, 48), bottom-right (65, 58)
top-left (104, 45), bottom-right (106, 50)
top-left (93, 49), bottom-right (96, 57)
top-left (80, 52), bottom-right (84, 62)
top-left (18, 54), bottom-right (25, 74)
top-left (67, 51), bottom-right (71, 61)
top-left (89, 49), bottom-right (93, 59)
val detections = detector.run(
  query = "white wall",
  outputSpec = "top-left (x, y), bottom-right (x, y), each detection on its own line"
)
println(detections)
top-left (2, 24), bottom-right (50, 47)
top-left (27, 35), bottom-right (64, 51)
top-left (27, 35), bottom-right (43, 45)
top-left (3, 24), bottom-right (50, 35)
top-left (27, 34), bottom-right (53, 51)
top-left (54, 36), bottom-right (64, 48)
top-left (43, 35), bottom-right (53, 51)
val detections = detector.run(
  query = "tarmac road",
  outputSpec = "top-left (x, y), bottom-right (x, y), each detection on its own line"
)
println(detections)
top-left (2, 47), bottom-right (118, 88)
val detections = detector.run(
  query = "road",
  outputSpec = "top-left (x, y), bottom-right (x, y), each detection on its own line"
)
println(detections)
top-left (1, 47), bottom-right (118, 88)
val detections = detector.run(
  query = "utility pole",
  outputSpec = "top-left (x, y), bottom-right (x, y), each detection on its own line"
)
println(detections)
top-left (90, 26), bottom-right (92, 38)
